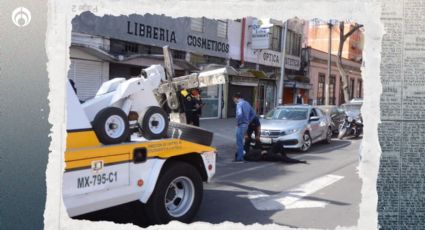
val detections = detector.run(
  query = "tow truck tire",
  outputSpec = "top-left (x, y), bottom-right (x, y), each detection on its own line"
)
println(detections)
top-left (92, 107), bottom-right (130, 145)
top-left (141, 106), bottom-right (169, 140)
top-left (145, 162), bottom-right (203, 225)
top-left (167, 121), bottom-right (214, 146)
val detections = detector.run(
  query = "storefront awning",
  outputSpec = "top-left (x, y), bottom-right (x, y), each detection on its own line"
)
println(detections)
top-left (238, 69), bottom-right (275, 80)
top-left (71, 44), bottom-right (199, 71)
top-left (248, 70), bottom-right (268, 79)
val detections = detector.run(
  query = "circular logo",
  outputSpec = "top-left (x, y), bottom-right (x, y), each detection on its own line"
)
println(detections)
top-left (12, 7), bottom-right (31, 27)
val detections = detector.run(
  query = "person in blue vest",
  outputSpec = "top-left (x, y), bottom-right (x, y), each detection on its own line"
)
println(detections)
top-left (233, 92), bottom-right (255, 162)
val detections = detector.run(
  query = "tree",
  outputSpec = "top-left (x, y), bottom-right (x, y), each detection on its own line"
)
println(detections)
top-left (336, 22), bottom-right (363, 103)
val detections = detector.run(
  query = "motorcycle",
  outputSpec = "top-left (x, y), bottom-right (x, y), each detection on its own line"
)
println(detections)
top-left (338, 110), bottom-right (363, 139)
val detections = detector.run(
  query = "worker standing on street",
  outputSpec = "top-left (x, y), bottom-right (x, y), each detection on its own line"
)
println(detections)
top-left (233, 92), bottom-right (253, 162)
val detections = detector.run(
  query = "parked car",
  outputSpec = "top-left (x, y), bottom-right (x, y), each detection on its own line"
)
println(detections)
top-left (349, 98), bottom-right (363, 104)
top-left (316, 105), bottom-right (346, 135)
top-left (259, 105), bottom-right (333, 152)
top-left (340, 100), bottom-right (363, 116)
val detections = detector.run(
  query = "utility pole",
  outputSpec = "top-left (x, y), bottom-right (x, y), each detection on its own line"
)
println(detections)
top-left (277, 20), bottom-right (288, 106)
top-left (325, 21), bottom-right (332, 105)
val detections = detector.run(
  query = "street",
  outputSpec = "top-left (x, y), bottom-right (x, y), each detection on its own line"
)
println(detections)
top-left (194, 118), bottom-right (362, 229)
top-left (78, 118), bottom-right (362, 229)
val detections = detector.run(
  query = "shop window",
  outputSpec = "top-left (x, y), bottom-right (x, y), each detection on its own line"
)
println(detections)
top-left (317, 73), bottom-right (325, 105)
top-left (110, 39), bottom-right (139, 54)
top-left (217, 20), bottom-right (228, 38)
top-left (270, 25), bottom-right (282, 51)
top-left (205, 55), bottom-right (226, 65)
top-left (125, 43), bottom-right (139, 53)
top-left (329, 75), bottom-right (336, 105)
top-left (172, 50), bottom-right (186, 59)
top-left (191, 18), bottom-right (204, 32)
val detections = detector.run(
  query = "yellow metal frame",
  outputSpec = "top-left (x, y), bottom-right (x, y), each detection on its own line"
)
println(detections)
top-left (65, 130), bottom-right (215, 170)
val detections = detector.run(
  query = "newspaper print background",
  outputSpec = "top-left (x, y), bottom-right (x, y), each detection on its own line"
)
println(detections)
top-left (43, 0), bottom-right (419, 229)
top-left (378, 0), bottom-right (425, 229)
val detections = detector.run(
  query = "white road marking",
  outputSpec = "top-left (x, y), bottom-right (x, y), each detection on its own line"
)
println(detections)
top-left (243, 174), bottom-right (344, 211)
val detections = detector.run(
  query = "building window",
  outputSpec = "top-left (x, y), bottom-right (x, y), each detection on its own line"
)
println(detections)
top-left (191, 17), bottom-right (204, 32)
top-left (110, 39), bottom-right (139, 54)
top-left (329, 75), bottom-right (336, 105)
top-left (217, 20), bottom-right (228, 38)
top-left (270, 26), bottom-right (282, 51)
top-left (285, 30), bottom-right (301, 56)
top-left (350, 78), bottom-right (355, 99)
top-left (358, 79), bottom-right (362, 98)
top-left (317, 73), bottom-right (326, 105)
top-left (172, 50), bottom-right (186, 59)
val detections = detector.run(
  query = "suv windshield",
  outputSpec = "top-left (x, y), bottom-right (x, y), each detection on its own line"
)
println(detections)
top-left (265, 108), bottom-right (309, 120)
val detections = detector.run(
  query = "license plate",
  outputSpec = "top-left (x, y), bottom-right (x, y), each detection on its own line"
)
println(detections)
top-left (76, 172), bottom-right (118, 189)
top-left (63, 164), bottom-right (130, 197)
top-left (260, 137), bottom-right (272, 144)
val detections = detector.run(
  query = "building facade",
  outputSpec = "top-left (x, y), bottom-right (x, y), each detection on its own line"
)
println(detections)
top-left (69, 12), bottom-right (308, 119)
top-left (303, 48), bottom-right (362, 106)
top-left (227, 17), bottom-right (308, 115)
top-left (70, 12), bottom-right (231, 118)
top-left (303, 20), bottom-right (364, 106)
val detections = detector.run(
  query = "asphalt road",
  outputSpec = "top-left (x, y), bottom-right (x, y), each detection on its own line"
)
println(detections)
top-left (77, 118), bottom-right (362, 229)
top-left (193, 118), bottom-right (362, 229)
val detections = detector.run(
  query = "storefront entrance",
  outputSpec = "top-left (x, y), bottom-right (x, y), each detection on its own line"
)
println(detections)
top-left (227, 84), bottom-right (255, 118)
top-left (200, 85), bottom-right (222, 119)
top-left (256, 81), bottom-right (275, 116)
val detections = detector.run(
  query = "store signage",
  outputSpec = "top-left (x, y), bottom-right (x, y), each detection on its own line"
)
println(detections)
top-left (251, 19), bottom-right (272, 50)
top-left (187, 35), bottom-right (229, 53)
top-left (285, 55), bottom-right (301, 70)
top-left (259, 50), bottom-right (280, 67)
top-left (72, 12), bottom-right (229, 58)
top-left (127, 21), bottom-right (177, 43)
top-left (258, 50), bottom-right (301, 70)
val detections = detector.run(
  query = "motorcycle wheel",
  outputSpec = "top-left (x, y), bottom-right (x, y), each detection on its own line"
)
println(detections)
top-left (338, 128), bottom-right (347, 140)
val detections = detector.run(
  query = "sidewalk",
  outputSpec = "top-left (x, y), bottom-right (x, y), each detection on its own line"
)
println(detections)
top-left (200, 118), bottom-right (237, 162)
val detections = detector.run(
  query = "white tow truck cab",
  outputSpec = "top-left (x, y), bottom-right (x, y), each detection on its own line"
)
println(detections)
top-left (64, 72), bottom-right (217, 224)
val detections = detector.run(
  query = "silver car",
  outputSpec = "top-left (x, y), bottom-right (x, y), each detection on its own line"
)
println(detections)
top-left (259, 105), bottom-right (332, 152)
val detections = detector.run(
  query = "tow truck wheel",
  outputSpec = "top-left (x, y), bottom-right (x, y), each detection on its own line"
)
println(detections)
top-left (145, 162), bottom-right (203, 225)
top-left (141, 106), bottom-right (169, 140)
top-left (92, 107), bottom-right (130, 145)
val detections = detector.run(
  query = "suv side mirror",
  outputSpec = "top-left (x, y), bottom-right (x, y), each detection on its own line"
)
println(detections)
top-left (309, 116), bottom-right (320, 122)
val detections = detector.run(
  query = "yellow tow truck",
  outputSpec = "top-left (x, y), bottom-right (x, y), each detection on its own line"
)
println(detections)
top-left (63, 47), bottom-right (233, 224)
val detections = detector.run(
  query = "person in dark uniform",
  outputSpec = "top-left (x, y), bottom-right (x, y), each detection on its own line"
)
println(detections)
top-left (244, 115), bottom-right (261, 152)
top-left (296, 92), bottom-right (304, 104)
top-left (191, 89), bottom-right (203, 127)
top-left (181, 89), bottom-right (195, 125)
top-left (244, 140), bottom-right (308, 164)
